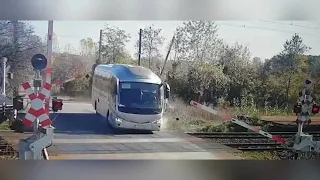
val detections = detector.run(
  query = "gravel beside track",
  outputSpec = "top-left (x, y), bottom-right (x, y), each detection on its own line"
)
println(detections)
top-left (187, 132), bottom-right (320, 160)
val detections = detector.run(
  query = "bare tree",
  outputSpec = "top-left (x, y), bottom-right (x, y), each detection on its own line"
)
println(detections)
top-left (52, 52), bottom-right (76, 84)
top-left (135, 25), bottom-right (164, 69)
top-left (52, 33), bottom-right (60, 52)
top-left (64, 43), bottom-right (76, 54)
top-left (101, 25), bottom-right (130, 63)
top-left (80, 38), bottom-right (95, 56)
top-left (0, 21), bottom-right (46, 95)
top-left (173, 21), bottom-right (222, 63)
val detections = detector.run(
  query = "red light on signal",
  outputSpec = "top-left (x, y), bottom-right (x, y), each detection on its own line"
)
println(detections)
top-left (13, 97), bottom-right (24, 110)
top-left (52, 98), bottom-right (63, 112)
top-left (312, 105), bottom-right (319, 114)
top-left (14, 101), bottom-right (23, 110)
top-left (294, 104), bottom-right (302, 114)
top-left (54, 102), bottom-right (62, 109)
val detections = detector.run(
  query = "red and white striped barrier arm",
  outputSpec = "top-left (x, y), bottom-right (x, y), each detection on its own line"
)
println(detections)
top-left (190, 100), bottom-right (286, 144)
top-left (63, 77), bottom-right (76, 83)
top-left (22, 81), bottom-right (52, 128)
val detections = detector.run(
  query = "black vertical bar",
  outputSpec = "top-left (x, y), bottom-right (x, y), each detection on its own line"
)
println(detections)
top-left (138, 29), bottom-right (142, 66)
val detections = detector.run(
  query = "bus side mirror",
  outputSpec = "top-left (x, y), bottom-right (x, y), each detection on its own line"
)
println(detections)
top-left (165, 89), bottom-right (170, 99)
top-left (7, 72), bottom-right (13, 79)
top-left (164, 83), bottom-right (170, 99)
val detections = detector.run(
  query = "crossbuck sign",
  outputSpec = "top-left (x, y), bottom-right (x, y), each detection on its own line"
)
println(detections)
top-left (21, 82), bottom-right (52, 127)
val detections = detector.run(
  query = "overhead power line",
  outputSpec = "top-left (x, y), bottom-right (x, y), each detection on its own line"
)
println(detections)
top-left (258, 20), bottom-right (320, 30)
top-left (33, 21), bottom-right (319, 44)
top-left (215, 22), bottom-right (318, 37)
top-left (34, 32), bottom-right (100, 39)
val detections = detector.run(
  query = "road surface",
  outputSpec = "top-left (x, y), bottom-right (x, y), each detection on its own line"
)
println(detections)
top-left (0, 101), bottom-right (240, 159)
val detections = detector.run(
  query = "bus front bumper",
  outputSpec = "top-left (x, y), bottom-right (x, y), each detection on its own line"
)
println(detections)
top-left (108, 117), bottom-right (162, 131)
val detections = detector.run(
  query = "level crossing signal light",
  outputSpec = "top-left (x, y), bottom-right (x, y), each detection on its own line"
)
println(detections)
top-left (13, 96), bottom-right (24, 111)
top-left (52, 98), bottom-right (63, 112)
top-left (312, 104), bottom-right (319, 114)
top-left (293, 104), bottom-right (302, 114)
top-left (31, 54), bottom-right (47, 71)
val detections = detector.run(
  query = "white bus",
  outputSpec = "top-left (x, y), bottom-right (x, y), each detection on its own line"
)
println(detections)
top-left (91, 64), bottom-right (170, 131)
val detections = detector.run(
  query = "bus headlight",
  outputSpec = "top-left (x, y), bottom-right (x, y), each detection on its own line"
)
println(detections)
top-left (115, 117), bottom-right (123, 123)
top-left (111, 113), bottom-right (123, 123)
top-left (152, 119), bottom-right (162, 124)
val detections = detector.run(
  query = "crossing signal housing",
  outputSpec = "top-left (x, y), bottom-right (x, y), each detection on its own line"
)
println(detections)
top-left (312, 104), bottom-right (319, 114)
top-left (7, 72), bottom-right (13, 79)
top-left (52, 98), bottom-right (63, 112)
top-left (13, 96), bottom-right (23, 111)
top-left (293, 104), bottom-right (302, 114)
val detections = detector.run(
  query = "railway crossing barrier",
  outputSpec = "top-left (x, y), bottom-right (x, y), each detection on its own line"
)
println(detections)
top-left (190, 79), bottom-right (320, 155)
top-left (18, 53), bottom-right (55, 160)
top-left (292, 79), bottom-right (320, 152)
top-left (189, 101), bottom-right (286, 144)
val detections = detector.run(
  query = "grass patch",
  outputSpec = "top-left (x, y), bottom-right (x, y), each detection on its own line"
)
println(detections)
top-left (233, 152), bottom-right (276, 160)
top-left (163, 99), bottom-right (288, 133)
top-left (0, 156), bottom-right (18, 160)
top-left (0, 120), bottom-right (10, 130)
top-left (164, 100), bottom-right (224, 132)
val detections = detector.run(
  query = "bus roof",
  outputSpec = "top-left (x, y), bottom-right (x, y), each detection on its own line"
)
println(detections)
top-left (95, 64), bottom-right (162, 84)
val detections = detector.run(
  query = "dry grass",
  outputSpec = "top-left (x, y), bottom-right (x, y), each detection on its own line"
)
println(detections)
top-left (162, 99), bottom-right (302, 132)
top-left (0, 121), bottom-right (10, 130)
top-left (163, 99), bottom-right (225, 132)
top-left (233, 152), bottom-right (275, 160)
top-left (261, 116), bottom-right (320, 121)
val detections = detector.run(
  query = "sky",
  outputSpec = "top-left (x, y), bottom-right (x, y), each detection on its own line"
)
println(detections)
top-left (29, 21), bottom-right (320, 60)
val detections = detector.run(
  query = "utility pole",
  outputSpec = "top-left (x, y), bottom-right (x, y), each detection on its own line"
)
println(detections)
top-left (11, 20), bottom-right (18, 96)
top-left (97, 29), bottom-right (102, 64)
top-left (12, 21), bottom-right (18, 56)
top-left (1, 57), bottom-right (7, 95)
top-left (44, 21), bottom-right (53, 116)
top-left (160, 36), bottom-right (175, 76)
top-left (138, 29), bottom-right (142, 66)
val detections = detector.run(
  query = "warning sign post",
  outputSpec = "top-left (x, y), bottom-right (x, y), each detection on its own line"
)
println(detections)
top-left (18, 53), bottom-right (55, 160)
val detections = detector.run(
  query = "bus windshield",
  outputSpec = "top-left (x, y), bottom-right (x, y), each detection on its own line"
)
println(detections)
top-left (118, 82), bottom-right (162, 114)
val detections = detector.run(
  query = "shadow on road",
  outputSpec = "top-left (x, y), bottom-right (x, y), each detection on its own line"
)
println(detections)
top-left (51, 113), bottom-right (154, 135)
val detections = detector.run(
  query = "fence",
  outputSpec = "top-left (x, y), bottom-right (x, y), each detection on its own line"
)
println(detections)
top-left (0, 136), bottom-right (18, 159)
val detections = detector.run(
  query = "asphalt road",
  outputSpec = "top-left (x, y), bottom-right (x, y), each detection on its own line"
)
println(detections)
top-left (2, 100), bottom-right (239, 159)
top-left (50, 101), bottom-right (153, 135)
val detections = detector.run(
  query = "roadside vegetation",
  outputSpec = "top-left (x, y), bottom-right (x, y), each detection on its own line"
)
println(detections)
top-left (1, 21), bottom-right (319, 131)
top-left (163, 98), bottom-right (286, 133)
top-left (1, 20), bottom-right (319, 160)
top-left (0, 121), bottom-right (10, 130)
top-left (45, 21), bottom-right (319, 133)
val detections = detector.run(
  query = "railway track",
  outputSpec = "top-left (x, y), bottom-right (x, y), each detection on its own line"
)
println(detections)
top-left (187, 131), bottom-right (320, 138)
top-left (187, 131), bottom-right (320, 151)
